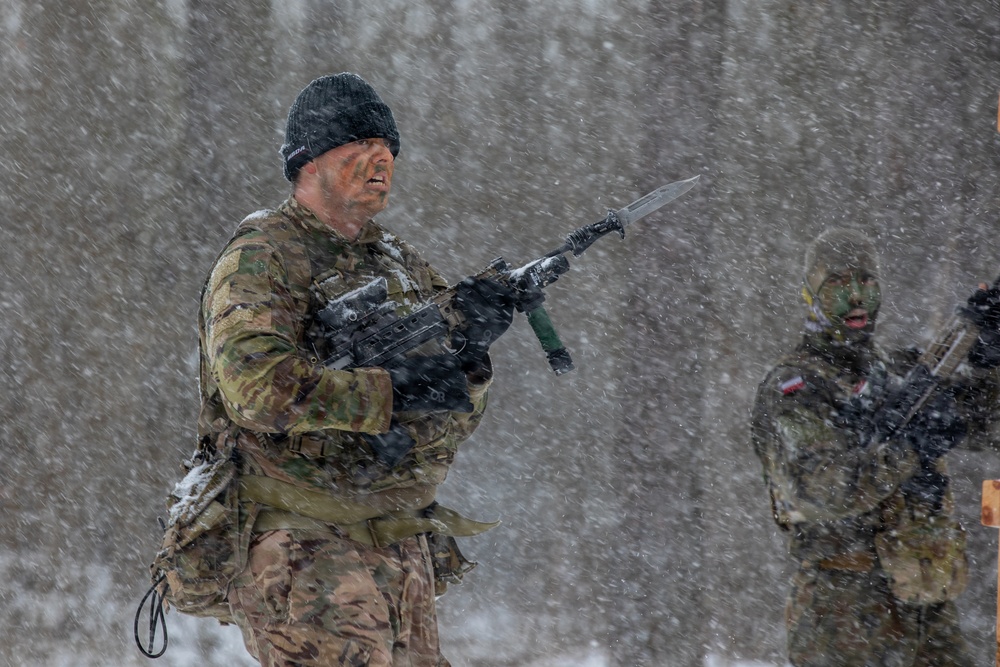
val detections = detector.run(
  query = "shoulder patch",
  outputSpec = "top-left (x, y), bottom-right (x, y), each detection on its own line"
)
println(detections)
top-left (209, 250), bottom-right (241, 295)
top-left (779, 376), bottom-right (805, 395)
top-left (212, 307), bottom-right (254, 338)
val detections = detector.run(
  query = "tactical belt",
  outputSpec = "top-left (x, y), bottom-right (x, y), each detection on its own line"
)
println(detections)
top-left (238, 475), bottom-right (499, 549)
top-left (284, 433), bottom-right (340, 458)
top-left (813, 551), bottom-right (877, 572)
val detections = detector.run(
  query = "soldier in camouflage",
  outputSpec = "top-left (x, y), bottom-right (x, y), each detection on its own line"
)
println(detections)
top-left (199, 73), bottom-right (515, 666)
top-left (751, 228), bottom-right (1000, 667)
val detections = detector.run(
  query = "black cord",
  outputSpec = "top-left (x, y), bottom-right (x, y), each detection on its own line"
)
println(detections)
top-left (133, 574), bottom-right (168, 659)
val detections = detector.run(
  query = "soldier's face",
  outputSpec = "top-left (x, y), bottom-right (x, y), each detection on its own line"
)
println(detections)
top-left (314, 138), bottom-right (394, 221)
top-left (817, 268), bottom-right (881, 336)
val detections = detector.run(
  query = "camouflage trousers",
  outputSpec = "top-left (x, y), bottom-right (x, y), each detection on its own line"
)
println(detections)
top-left (227, 528), bottom-right (450, 667)
top-left (786, 565), bottom-right (973, 667)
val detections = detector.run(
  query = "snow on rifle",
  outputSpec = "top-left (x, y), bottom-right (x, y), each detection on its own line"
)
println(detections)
top-left (316, 175), bottom-right (700, 375)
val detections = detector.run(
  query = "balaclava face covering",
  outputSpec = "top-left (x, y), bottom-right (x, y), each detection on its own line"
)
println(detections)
top-left (801, 227), bottom-right (882, 350)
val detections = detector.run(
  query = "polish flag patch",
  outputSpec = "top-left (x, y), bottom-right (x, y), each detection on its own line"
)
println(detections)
top-left (780, 376), bottom-right (805, 394)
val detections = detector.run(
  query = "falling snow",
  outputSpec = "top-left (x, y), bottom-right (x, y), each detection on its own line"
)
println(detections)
top-left (2, 2), bottom-right (1000, 666)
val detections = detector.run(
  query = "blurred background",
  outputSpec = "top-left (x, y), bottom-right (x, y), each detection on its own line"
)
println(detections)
top-left (2, 1), bottom-right (1000, 665)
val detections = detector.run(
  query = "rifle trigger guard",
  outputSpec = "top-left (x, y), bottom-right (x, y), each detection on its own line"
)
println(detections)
top-left (449, 330), bottom-right (469, 355)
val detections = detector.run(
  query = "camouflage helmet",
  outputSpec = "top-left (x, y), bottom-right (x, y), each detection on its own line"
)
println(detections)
top-left (804, 227), bottom-right (880, 294)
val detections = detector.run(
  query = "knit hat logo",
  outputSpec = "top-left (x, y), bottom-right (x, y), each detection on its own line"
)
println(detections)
top-left (286, 145), bottom-right (309, 162)
top-left (280, 73), bottom-right (400, 181)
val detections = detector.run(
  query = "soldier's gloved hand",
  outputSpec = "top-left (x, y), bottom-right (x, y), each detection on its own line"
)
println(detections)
top-left (388, 354), bottom-right (473, 413)
top-left (453, 277), bottom-right (516, 369)
top-left (363, 421), bottom-right (417, 468)
top-left (963, 282), bottom-right (1000, 328)
top-left (968, 329), bottom-right (1000, 369)
top-left (964, 283), bottom-right (1000, 369)
top-left (899, 390), bottom-right (966, 463)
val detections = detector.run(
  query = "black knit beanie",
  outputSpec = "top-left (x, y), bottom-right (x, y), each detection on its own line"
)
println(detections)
top-left (280, 73), bottom-right (401, 181)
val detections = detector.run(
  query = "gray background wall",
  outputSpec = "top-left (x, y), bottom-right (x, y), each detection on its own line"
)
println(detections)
top-left (1, 1), bottom-right (999, 665)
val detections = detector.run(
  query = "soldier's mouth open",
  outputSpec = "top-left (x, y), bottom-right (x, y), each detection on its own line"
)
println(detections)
top-left (845, 310), bottom-right (869, 329)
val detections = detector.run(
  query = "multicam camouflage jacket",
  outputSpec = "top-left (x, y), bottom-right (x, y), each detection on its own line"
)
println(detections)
top-left (751, 335), bottom-right (1000, 605)
top-left (198, 197), bottom-right (491, 513)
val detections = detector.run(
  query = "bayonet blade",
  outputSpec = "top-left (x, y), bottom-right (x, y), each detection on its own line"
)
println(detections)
top-left (615, 175), bottom-right (700, 230)
top-left (552, 175), bottom-right (701, 257)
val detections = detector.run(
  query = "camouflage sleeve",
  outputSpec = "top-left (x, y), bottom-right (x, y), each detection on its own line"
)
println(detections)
top-left (203, 233), bottom-right (393, 436)
top-left (752, 365), bottom-right (919, 524)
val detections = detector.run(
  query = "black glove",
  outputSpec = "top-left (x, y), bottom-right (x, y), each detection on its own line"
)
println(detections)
top-left (387, 354), bottom-right (473, 413)
top-left (968, 329), bottom-right (1000, 369)
top-left (453, 277), bottom-right (516, 367)
top-left (964, 283), bottom-right (1000, 369)
top-left (963, 282), bottom-right (1000, 328)
top-left (363, 421), bottom-right (417, 468)
top-left (899, 390), bottom-right (966, 463)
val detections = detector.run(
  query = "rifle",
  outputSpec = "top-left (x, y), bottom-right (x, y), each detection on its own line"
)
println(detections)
top-left (315, 176), bottom-right (700, 376)
top-left (874, 276), bottom-right (1000, 440)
